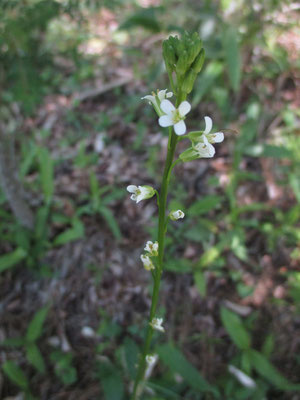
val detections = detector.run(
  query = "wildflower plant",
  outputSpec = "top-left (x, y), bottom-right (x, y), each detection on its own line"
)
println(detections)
top-left (128, 32), bottom-right (225, 399)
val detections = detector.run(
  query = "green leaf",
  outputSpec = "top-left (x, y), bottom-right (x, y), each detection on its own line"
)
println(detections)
top-left (223, 27), bottom-right (241, 91)
top-left (231, 231), bottom-right (248, 261)
top-left (164, 258), bottom-right (193, 273)
top-left (119, 7), bottom-right (161, 32)
top-left (34, 205), bottom-right (50, 240)
top-left (197, 246), bottom-right (221, 268)
top-left (290, 173), bottom-right (300, 203)
top-left (2, 360), bottom-right (29, 390)
top-left (247, 349), bottom-right (300, 390)
top-left (220, 307), bottom-right (251, 350)
top-left (53, 219), bottom-right (85, 246)
top-left (97, 361), bottom-right (124, 400)
top-left (0, 247), bottom-right (27, 273)
top-left (90, 172), bottom-right (101, 210)
top-left (147, 381), bottom-right (181, 399)
top-left (102, 189), bottom-right (126, 206)
top-left (50, 350), bottom-right (77, 385)
top-left (37, 147), bottom-right (54, 204)
top-left (99, 207), bottom-right (122, 240)
top-left (189, 195), bottom-right (222, 216)
top-left (26, 343), bottom-right (46, 374)
top-left (261, 334), bottom-right (275, 358)
top-left (122, 337), bottom-right (139, 380)
top-left (157, 343), bottom-right (219, 397)
top-left (194, 270), bottom-right (206, 296)
top-left (244, 144), bottom-right (293, 159)
top-left (0, 337), bottom-right (25, 347)
top-left (26, 305), bottom-right (49, 342)
top-left (192, 61), bottom-right (223, 105)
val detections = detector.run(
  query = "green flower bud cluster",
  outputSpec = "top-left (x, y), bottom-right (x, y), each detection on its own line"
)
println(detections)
top-left (162, 32), bottom-right (205, 96)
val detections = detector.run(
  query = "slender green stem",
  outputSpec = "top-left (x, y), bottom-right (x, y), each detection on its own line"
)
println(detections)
top-left (131, 90), bottom-right (187, 399)
top-left (131, 128), bottom-right (178, 399)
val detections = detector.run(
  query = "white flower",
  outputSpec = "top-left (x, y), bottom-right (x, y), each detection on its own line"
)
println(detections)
top-left (140, 254), bottom-right (155, 271)
top-left (228, 365), bottom-right (256, 389)
top-left (203, 116), bottom-right (224, 143)
top-left (158, 99), bottom-right (191, 136)
top-left (145, 354), bottom-right (158, 379)
top-left (144, 241), bottom-right (158, 256)
top-left (127, 185), bottom-right (155, 203)
top-left (146, 354), bottom-right (158, 367)
top-left (169, 210), bottom-right (185, 220)
top-left (149, 317), bottom-right (165, 332)
top-left (141, 89), bottom-right (173, 105)
top-left (194, 135), bottom-right (216, 158)
top-left (191, 116), bottom-right (224, 158)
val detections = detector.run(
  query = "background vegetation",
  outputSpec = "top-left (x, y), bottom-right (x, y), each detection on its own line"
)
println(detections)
top-left (0, 0), bottom-right (299, 399)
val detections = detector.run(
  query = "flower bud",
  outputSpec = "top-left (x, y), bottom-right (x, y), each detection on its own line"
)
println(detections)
top-left (163, 40), bottom-right (176, 69)
top-left (140, 254), bottom-right (155, 271)
top-left (127, 185), bottom-right (155, 203)
top-left (179, 147), bottom-right (199, 162)
top-left (191, 49), bottom-right (205, 74)
top-left (176, 50), bottom-right (188, 75)
top-left (169, 210), bottom-right (185, 220)
top-left (182, 70), bottom-right (197, 94)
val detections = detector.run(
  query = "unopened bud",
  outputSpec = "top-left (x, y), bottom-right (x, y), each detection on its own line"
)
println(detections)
top-left (163, 41), bottom-right (176, 68)
top-left (176, 50), bottom-right (188, 75)
top-left (191, 49), bottom-right (205, 74)
top-left (182, 70), bottom-right (197, 94)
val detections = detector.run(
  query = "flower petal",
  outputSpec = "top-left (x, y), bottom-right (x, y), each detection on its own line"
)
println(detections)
top-left (166, 91), bottom-right (173, 98)
top-left (139, 186), bottom-right (149, 196)
top-left (207, 142), bottom-right (216, 157)
top-left (195, 139), bottom-right (216, 158)
top-left (157, 89), bottom-right (167, 101)
top-left (204, 116), bottom-right (213, 135)
top-left (127, 185), bottom-right (137, 193)
top-left (174, 120), bottom-right (186, 135)
top-left (178, 101), bottom-right (191, 116)
top-left (160, 99), bottom-right (175, 114)
top-left (141, 95), bottom-right (155, 103)
top-left (130, 194), bottom-right (137, 202)
top-left (136, 193), bottom-right (144, 203)
top-left (210, 131), bottom-right (224, 143)
top-left (159, 115), bottom-right (174, 127)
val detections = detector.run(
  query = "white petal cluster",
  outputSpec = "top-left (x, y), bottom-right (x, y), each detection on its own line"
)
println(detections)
top-left (149, 317), bottom-right (165, 332)
top-left (141, 89), bottom-right (173, 105)
top-left (127, 185), bottom-right (155, 203)
top-left (158, 99), bottom-right (191, 136)
top-left (140, 254), bottom-right (155, 271)
top-left (193, 116), bottom-right (224, 158)
top-left (169, 210), bottom-right (185, 221)
top-left (144, 241), bottom-right (159, 257)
